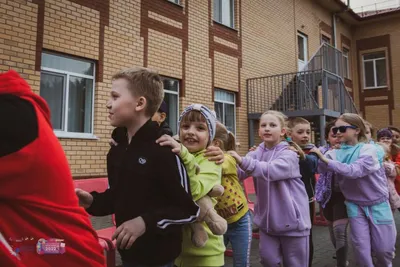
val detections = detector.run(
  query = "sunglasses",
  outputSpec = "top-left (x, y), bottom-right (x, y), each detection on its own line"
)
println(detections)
top-left (332, 125), bottom-right (357, 134)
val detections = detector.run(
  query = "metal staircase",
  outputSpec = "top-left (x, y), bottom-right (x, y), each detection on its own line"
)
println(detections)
top-left (246, 43), bottom-right (358, 146)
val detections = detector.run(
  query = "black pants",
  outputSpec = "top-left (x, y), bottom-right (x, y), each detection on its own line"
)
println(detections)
top-left (309, 202), bottom-right (315, 267)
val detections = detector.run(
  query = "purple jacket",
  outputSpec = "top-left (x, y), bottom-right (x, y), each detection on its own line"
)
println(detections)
top-left (315, 145), bottom-right (334, 208)
top-left (239, 142), bottom-right (311, 237)
top-left (318, 144), bottom-right (389, 206)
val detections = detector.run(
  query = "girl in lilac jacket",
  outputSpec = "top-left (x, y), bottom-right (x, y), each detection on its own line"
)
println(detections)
top-left (312, 113), bottom-right (396, 267)
top-left (229, 110), bottom-right (311, 267)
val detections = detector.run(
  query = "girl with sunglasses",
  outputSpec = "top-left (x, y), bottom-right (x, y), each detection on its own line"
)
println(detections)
top-left (311, 113), bottom-right (396, 267)
top-left (315, 120), bottom-right (349, 267)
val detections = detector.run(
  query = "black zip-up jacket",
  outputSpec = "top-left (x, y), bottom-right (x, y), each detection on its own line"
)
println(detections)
top-left (299, 144), bottom-right (319, 200)
top-left (86, 120), bottom-right (199, 265)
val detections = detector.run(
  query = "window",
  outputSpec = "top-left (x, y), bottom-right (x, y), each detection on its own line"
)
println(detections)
top-left (213, 0), bottom-right (234, 28)
top-left (40, 52), bottom-right (96, 138)
top-left (162, 78), bottom-right (179, 135)
top-left (362, 51), bottom-right (387, 89)
top-left (321, 35), bottom-right (331, 45)
top-left (343, 47), bottom-right (350, 79)
top-left (214, 89), bottom-right (236, 134)
top-left (168, 0), bottom-right (180, 4)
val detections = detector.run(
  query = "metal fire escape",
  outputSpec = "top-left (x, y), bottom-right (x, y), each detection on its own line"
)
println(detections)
top-left (247, 43), bottom-right (358, 146)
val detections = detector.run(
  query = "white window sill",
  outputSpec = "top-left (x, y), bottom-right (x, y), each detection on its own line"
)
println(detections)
top-left (363, 86), bottom-right (387, 90)
top-left (54, 131), bottom-right (99, 140)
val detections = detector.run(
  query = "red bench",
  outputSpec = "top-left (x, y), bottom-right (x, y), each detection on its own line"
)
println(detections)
top-left (74, 178), bottom-right (116, 267)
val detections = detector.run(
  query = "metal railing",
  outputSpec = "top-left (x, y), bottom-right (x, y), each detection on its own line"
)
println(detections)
top-left (247, 70), bottom-right (320, 114)
top-left (246, 42), bottom-right (358, 116)
top-left (247, 70), bottom-right (357, 115)
top-left (302, 43), bottom-right (344, 78)
top-left (352, 0), bottom-right (400, 17)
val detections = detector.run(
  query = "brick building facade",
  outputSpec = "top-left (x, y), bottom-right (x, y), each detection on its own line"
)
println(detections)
top-left (0, 0), bottom-right (399, 177)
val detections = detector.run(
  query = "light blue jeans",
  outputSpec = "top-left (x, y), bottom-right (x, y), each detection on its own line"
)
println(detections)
top-left (224, 211), bottom-right (252, 267)
top-left (123, 262), bottom-right (174, 267)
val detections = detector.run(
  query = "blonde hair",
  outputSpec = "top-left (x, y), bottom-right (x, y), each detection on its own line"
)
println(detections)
top-left (364, 120), bottom-right (376, 140)
top-left (259, 110), bottom-right (305, 160)
top-left (338, 113), bottom-right (368, 143)
top-left (214, 122), bottom-right (236, 151)
top-left (112, 67), bottom-right (164, 117)
top-left (260, 110), bottom-right (287, 128)
top-left (287, 117), bottom-right (310, 130)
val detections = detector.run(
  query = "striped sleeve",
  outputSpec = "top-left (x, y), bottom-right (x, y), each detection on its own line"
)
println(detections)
top-left (141, 151), bottom-right (199, 234)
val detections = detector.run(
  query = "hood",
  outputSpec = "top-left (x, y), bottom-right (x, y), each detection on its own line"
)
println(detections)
top-left (258, 141), bottom-right (289, 152)
top-left (0, 70), bottom-right (51, 125)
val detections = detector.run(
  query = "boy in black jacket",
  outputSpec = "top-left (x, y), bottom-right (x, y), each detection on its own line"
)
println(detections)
top-left (287, 117), bottom-right (319, 267)
top-left (76, 67), bottom-right (199, 267)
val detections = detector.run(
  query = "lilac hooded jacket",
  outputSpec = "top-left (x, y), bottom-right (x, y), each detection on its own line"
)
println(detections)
top-left (238, 142), bottom-right (311, 237)
top-left (318, 144), bottom-right (389, 206)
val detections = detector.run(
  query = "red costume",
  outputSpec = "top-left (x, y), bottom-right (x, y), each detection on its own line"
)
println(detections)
top-left (0, 70), bottom-right (105, 266)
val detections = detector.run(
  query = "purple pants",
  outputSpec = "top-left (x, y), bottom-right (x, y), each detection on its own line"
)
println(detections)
top-left (345, 201), bottom-right (396, 267)
top-left (259, 230), bottom-right (309, 267)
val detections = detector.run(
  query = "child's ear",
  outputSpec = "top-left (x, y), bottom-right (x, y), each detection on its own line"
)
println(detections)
top-left (281, 127), bottom-right (287, 137)
top-left (136, 96), bottom-right (147, 112)
top-left (159, 112), bottom-right (167, 123)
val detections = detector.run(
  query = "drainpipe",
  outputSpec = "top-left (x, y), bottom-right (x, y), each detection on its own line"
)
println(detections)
top-left (332, 13), bottom-right (337, 48)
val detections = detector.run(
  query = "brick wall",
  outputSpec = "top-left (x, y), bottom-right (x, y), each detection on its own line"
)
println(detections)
top-left (352, 16), bottom-right (400, 129)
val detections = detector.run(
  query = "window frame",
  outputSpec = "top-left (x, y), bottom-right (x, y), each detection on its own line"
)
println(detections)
top-left (342, 47), bottom-right (350, 79)
top-left (40, 53), bottom-right (97, 139)
top-left (214, 89), bottom-right (236, 135)
top-left (167, 0), bottom-right (180, 5)
top-left (162, 77), bottom-right (180, 135)
top-left (361, 50), bottom-right (388, 90)
top-left (213, 0), bottom-right (235, 29)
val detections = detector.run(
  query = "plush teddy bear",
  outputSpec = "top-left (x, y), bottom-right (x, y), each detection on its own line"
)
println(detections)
top-left (190, 183), bottom-right (227, 247)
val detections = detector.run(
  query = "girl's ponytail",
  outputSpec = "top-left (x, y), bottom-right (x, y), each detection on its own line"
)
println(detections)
top-left (226, 131), bottom-right (236, 151)
top-left (214, 122), bottom-right (236, 151)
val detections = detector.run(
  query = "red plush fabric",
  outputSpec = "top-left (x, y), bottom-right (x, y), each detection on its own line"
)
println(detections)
top-left (0, 70), bottom-right (105, 267)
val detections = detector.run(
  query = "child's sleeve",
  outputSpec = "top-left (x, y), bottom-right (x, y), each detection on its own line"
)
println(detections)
top-left (384, 162), bottom-right (397, 180)
top-left (317, 149), bottom-right (333, 174)
top-left (240, 149), bottom-right (299, 181)
top-left (189, 158), bottom-right (222, 201)
top-left (179, 145), bottom-right (198, 178)
top-left (140, 150), bottom-right (199, 234)
top-left (237, 150), bottom-right (257, 180)
top-left (324, 145), bottom-right (381, 179)
top-left (85, 150), bottom-right (116, 216)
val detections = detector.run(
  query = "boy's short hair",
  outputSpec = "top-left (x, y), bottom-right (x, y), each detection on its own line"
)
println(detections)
top-left (112, 67), bottom-right (164, 117)
top-left (287, 117), bottom-right (310, 130)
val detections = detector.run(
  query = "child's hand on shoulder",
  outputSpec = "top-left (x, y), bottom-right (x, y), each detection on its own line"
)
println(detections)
top-left (248, 145), bottom-right (257, 152)
top-left (227, 150), bottom-right (242, 164)
top-left (288, 146), bottom-right (300, 157)
top-left (205, 146), bottom-right (225, 165)
top-left (310, 147), bottom-right (329, 164)
top-left (156, 134), bottom-right (181, 155)
top-left (331, 144), bottom-right (341, 150)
